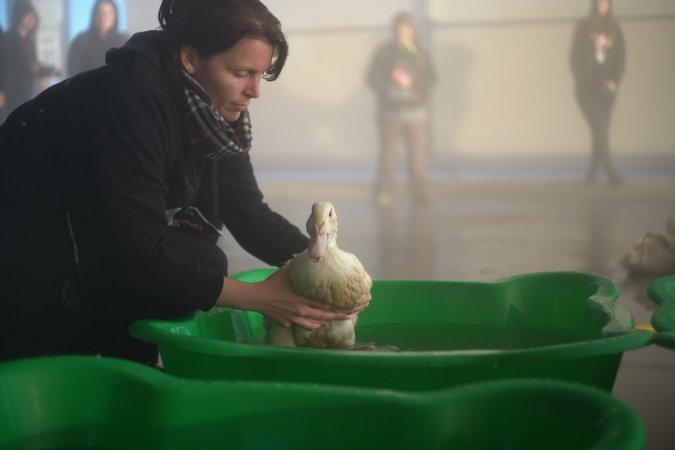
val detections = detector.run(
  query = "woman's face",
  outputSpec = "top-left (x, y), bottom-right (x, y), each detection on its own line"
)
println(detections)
top-left (396, 22), bottom-right (414, 45)
top-left (95, 2), bottom-right (116, 35)
top-left (181, 37), bottom-right (273, 122)
top-left (595, 0), bottom-right (610, 16)
top-left (19, 11), bottom-right (37, 34)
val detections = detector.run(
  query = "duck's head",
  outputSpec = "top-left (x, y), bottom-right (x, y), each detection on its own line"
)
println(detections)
top-left (306, 201), bottom-right (338, 263)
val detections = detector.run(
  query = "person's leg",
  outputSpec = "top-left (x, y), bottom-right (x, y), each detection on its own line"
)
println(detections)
top-left (94, 228), bottom-right (228, 366)
top-left (0, 214), bottom-right (91, 362)
top-left (404, 119), bottom-right (430, 202)
top-left (576, 87), bottom-right (600, 183)
top-left (595, 92), bottom-right (622, 185)
top-left (0, 219), bottom-right (229, 365)
top-left (164, 228), bottom-right (228, 275)
top-left (375, 118), bottom-right (400, 205)
top-left (101, 229), bottom-right (229, 365)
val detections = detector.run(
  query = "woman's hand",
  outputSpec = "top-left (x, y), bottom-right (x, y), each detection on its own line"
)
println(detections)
top-left (215, 265), bottom-right (364, 330)
top-left (391, 67), bottom-right (413, 90)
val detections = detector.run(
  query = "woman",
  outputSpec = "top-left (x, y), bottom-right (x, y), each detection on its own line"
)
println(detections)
top-left (366, 12), bottom-right (436, 206)
top-left (570, 0), bottom-right (625, 186)
top-left (1, 0), bottom-right (59, 121)
top-left (0, 0), bottom-right (367, 364)
top-left (67, 0), bottom-right (128, 76)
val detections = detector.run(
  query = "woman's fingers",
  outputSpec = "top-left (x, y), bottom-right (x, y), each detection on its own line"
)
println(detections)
top-left (293, 317), bottom-right (322, 330)
top-left (266, 311), bottom-right (292, 328)
top-left (297, 302), bottom-right (348, 321)
top-left (345, 301), bottom-right (369, 315)
top-left (258, 266), bottom-right (372, 328)
top-left (262, 298), bottom-right (346, 328)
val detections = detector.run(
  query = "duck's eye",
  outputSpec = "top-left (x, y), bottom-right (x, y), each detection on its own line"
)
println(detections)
top-left (329, 209), bottom-right (334, 217)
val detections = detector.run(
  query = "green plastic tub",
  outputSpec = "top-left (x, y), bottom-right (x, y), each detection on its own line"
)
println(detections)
top-left (130, 269), bottom-right (653, 391)
top-left (648, 275), bottom-right (675, 350)
top-left (0, 356), bottom-right (645, 450)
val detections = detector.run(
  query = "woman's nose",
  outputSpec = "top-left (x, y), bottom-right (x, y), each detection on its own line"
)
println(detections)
top-left (245, 75), bottom-right (261, 99)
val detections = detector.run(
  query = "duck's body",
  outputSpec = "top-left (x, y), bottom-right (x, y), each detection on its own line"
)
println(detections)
top-left (621, 233), bottom-right (675, 275)
top-left (266, 202), bottom-right (372, 348)
top-left (621, 215), bottom-right (675, 275)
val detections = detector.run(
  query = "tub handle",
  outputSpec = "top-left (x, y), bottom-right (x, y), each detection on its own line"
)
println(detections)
top-left (634, 322), bottom-right (656, 334)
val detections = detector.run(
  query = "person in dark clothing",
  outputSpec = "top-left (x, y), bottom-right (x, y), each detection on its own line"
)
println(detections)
top-left (570, 0), bottom-right (625, 186)
top-left (1, 0), bottom-right (60, 122)
top-left (67, 0), bottom-right (128, 77)
top-left (367, 12), bottom-right (436, 206)
top-left (0, 0), bottom-right (368, 365)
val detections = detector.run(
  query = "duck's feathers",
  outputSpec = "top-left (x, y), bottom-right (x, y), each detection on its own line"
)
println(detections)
top-left (621, 232), bottom-right (675, 274)
top-left (294, 316), bottom-right (358, 348)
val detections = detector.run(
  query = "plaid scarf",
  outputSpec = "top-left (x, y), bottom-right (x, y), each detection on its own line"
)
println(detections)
top-left (181, 69), bottom-right (252, 159)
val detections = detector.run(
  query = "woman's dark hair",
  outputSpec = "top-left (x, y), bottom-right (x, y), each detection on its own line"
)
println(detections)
top-left (392, 11), bottom-right (415, 32)
top-left (158, 0), bottom-right (288, 81)
top-left (10, 0), bottom-right (38, 35)
top-left (89, 0), bottom-right (120, 34)
top-left (588, 0), bottom-right (617, 40)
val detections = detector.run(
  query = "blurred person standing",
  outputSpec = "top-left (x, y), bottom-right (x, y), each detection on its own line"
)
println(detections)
top-left (570, 0), bottom-right (625, 186)
top-left (367, 12), bottom-right (437, 206)
top-left (67, 0), bottom-right (128, 76)
top-left (2, 0), bottom-right (60, 122)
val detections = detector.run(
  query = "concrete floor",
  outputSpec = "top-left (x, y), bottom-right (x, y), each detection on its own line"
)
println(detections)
top-left (220, 177), bottom-right (675, 450)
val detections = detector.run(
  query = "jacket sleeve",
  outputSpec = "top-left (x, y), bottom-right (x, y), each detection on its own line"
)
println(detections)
top-left (214, 153), bottom-right (309, 266)
top-left (366, 45), bottom-right (389, 95)
top-left (416, 46), bottom-right (437, 101)
top-left (608, 25), bottom-right (626, 84)
top-left (570, 21), bottom-right (590, 82)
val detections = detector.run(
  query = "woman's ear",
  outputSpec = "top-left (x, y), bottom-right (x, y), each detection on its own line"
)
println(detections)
top-left (179, 45), bottom-right (198, 74)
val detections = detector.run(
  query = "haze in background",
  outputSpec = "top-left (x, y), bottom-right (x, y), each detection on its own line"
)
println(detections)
top-left (4, 0), bottom-right (674, 179)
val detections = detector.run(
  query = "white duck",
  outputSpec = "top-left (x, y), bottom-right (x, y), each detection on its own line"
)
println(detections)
top-left (621, 214), bottom-right (675, 275)
top-left (266, 201), bottom-right (372, 348)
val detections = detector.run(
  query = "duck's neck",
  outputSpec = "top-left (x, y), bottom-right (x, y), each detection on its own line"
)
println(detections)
top-left (326, 233), bottom-right (338, 249)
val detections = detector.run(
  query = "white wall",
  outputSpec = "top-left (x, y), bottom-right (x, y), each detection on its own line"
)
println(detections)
top-left (125, 1), bottom-right (157, 34)
top-left (125, 1), bottom-right (675, 175)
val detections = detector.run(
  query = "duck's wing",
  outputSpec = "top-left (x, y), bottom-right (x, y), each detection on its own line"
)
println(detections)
top-left (323, 251), bottom-right (372, 310)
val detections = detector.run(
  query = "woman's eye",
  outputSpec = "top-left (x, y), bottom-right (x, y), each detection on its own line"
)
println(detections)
top-left (233, 71), bottom-right (248, 78)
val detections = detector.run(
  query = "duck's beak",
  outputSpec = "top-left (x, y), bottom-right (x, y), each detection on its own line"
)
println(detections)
top-left (308, 221), bottom-right (327, 263)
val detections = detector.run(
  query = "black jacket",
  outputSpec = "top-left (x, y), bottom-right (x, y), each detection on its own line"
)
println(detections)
top-left (366, 39), bottom-right (436, 112)
top-left (570, 19), bottom-right (626, 92)
top-left (0, 31), bottom-right (307, 361)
